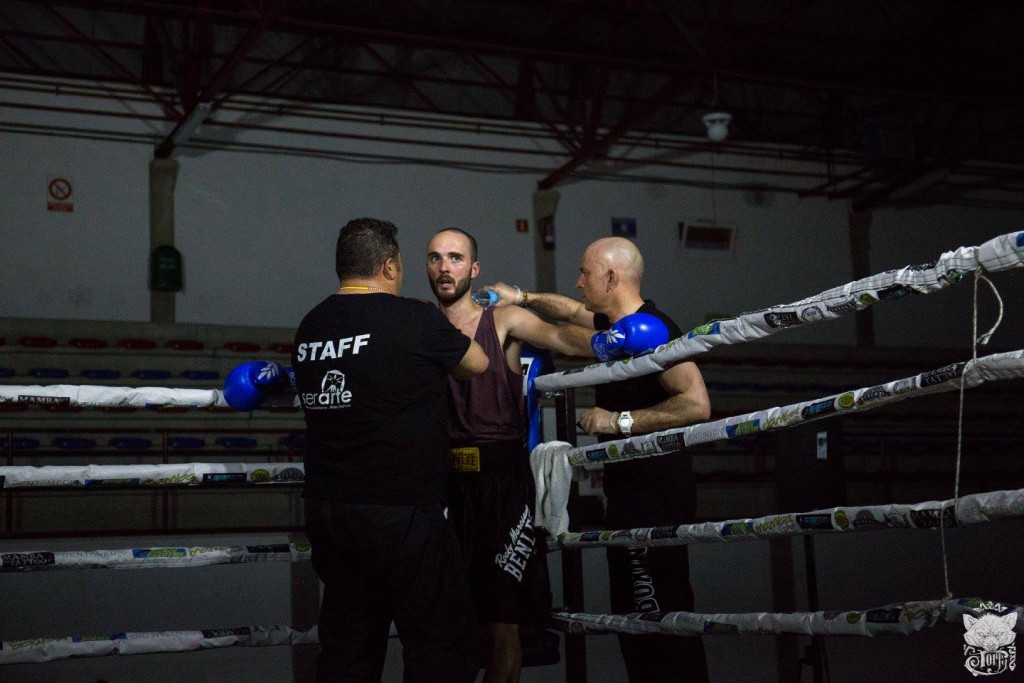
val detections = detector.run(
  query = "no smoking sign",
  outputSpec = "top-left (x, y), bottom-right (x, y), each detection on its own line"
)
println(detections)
top-left (47, 177), bottom-right (74, 213)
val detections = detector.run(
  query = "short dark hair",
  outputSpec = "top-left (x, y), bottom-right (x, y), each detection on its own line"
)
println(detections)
top-left (435, 227), bottom-right (478, 262)
top-left (336, 218), bottom-right (400, 280)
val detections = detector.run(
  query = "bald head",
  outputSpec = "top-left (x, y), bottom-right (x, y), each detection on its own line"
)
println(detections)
top-left (576, 237), bottom-right (645, 318)
top-left (585, 237), bottom-right (644, 286)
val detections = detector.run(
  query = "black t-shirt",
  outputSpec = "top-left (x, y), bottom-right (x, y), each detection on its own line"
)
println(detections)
top-left (594, 299), bottom-right (693, 501)
top-left (293, 294), bottom-right (471, 505)
top-left (593, 300), bottom-right (682, 415)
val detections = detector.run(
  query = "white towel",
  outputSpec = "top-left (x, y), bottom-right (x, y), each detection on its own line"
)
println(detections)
top-left (530, 440), bottom-right (573, 537)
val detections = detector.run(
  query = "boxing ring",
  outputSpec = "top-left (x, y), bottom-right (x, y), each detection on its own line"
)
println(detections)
top-left (2, 231), bottom-right (1024, 679)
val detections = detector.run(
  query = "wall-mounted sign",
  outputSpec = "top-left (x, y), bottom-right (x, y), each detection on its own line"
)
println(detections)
top-left (540, 215), bottom-right (555, 250)
top-left (679, 221), bottom-right (735, 252)
top-left (47, 177), bottom-right (74, 213)
top-left (149, 244), bottom-right (184, 292)
top-left (611, 217), bottom-right (636, 238)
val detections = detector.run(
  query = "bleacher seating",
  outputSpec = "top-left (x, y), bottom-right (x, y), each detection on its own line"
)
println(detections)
top-left (0, 317), bottom-right (305, 537)
top-left (131, 369), bottom-right (172, 380)
top-left (81, 369), bottom-right (120, 379)
top-left (53, 437), bottom-right (96, 450)
top-left (168, 436), bottom-right (206, 450)
top-left (29, 368), bottom-right (69, 379)
top-left (109, 437), bottom-right (153, 450)
top-left (70, 337), bottom-right (107, 349)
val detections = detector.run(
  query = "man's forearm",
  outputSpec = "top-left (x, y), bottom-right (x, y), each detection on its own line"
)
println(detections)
top-left (555, 323), bottom-right (596, 357)
top-left (629, 394), bottom-right (709, 434)
top-left (523, 291), bottom-right (590, 327)
top-left (577, 381), bottom-right (711, 438)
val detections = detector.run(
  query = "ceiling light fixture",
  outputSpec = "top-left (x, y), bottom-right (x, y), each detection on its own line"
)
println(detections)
top-left (703, 112), bottom-right (732, 143)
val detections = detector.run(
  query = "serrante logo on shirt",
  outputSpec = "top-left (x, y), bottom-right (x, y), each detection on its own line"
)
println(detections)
top-left (301, 370), bottom-right (353, 409)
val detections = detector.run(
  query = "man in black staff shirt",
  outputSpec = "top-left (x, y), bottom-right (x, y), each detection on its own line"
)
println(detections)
top-left (488, 236), bottom-right (711, 682)
top-left (293, 217), bottom-right (489, 683)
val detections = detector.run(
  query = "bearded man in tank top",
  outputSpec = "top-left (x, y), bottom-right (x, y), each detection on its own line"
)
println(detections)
top-left (426, 228), bottom-right (593, 683)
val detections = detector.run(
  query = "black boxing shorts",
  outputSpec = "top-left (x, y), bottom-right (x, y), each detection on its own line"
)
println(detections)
top-left (447, 439), bottom-right (552, 625)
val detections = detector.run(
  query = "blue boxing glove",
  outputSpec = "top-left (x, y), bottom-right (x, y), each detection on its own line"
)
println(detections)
top-left (591, 312), bottom-right (670, 361)
top-left (223, 361), bottom-right (295, 411)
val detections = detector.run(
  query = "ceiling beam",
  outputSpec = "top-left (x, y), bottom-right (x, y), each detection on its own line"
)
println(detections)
top-left (40, 4), bottom-right (179, 117)
top-left (538, 0), bottom-right (816, 190)
top-left (23, 0), bottom-right (707, 76)
top-left (360, 43), bottom-right (441, 112)
top-left (465, 53), bottom-right (578, 152)
top-left (155, 0), bottom-right (299, 158)
top-left (0, 32), bottom-right (44, 71)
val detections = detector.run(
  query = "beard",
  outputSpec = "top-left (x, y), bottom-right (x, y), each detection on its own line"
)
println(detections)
top-left (430, 274), bottom-right (473, 304)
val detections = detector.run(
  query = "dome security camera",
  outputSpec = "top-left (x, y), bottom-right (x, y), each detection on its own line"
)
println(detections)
top-left (702, 112), bottom-right (732, 142)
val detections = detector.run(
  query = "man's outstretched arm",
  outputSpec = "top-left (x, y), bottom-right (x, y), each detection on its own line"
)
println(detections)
top-left (484, 281), bottom-right (595, 329)
top-left (499, 305), bottom-right (594, 357)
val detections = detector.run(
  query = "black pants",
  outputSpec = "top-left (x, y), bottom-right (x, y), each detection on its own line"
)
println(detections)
top-left (605, 458), bottom-right (709, 683)
top-left (305, 499), bottom-right (481, 683)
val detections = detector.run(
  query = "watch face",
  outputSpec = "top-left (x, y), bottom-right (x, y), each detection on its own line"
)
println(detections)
top-left (618, 412), bottom-right (633, 434)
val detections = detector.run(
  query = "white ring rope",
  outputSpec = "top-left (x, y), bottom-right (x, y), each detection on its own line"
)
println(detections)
top-left (974, 274), bottom-right (1005, 347)
top-left (551, 598), bottom-right (1023, 638)
top-left (0, 462), bottom-right (305, 488)
top-left (535, 230), bottom-right (1024, 392)
top-left (552, 487), bottom-right (1024, 550)
top-left (943, 271), bottom-right (988, 597)
top-left (0, 625), bottom-right (319, 665)
top-left (0, 384), bottom-right (229, 408)
top-left (943, 269), bottom-right (1004, 598)
top-left (1, 542), bottom-right (311, 572)
top-left (549, 349), bottom-right (1024, 468)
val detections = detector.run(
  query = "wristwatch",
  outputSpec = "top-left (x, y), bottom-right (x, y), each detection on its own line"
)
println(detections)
top-left (616, 411), bottom-right (634, 437)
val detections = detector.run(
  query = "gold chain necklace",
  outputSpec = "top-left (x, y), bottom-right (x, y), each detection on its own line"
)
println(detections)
top-left (339, 285), bottom-right (391, 294)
